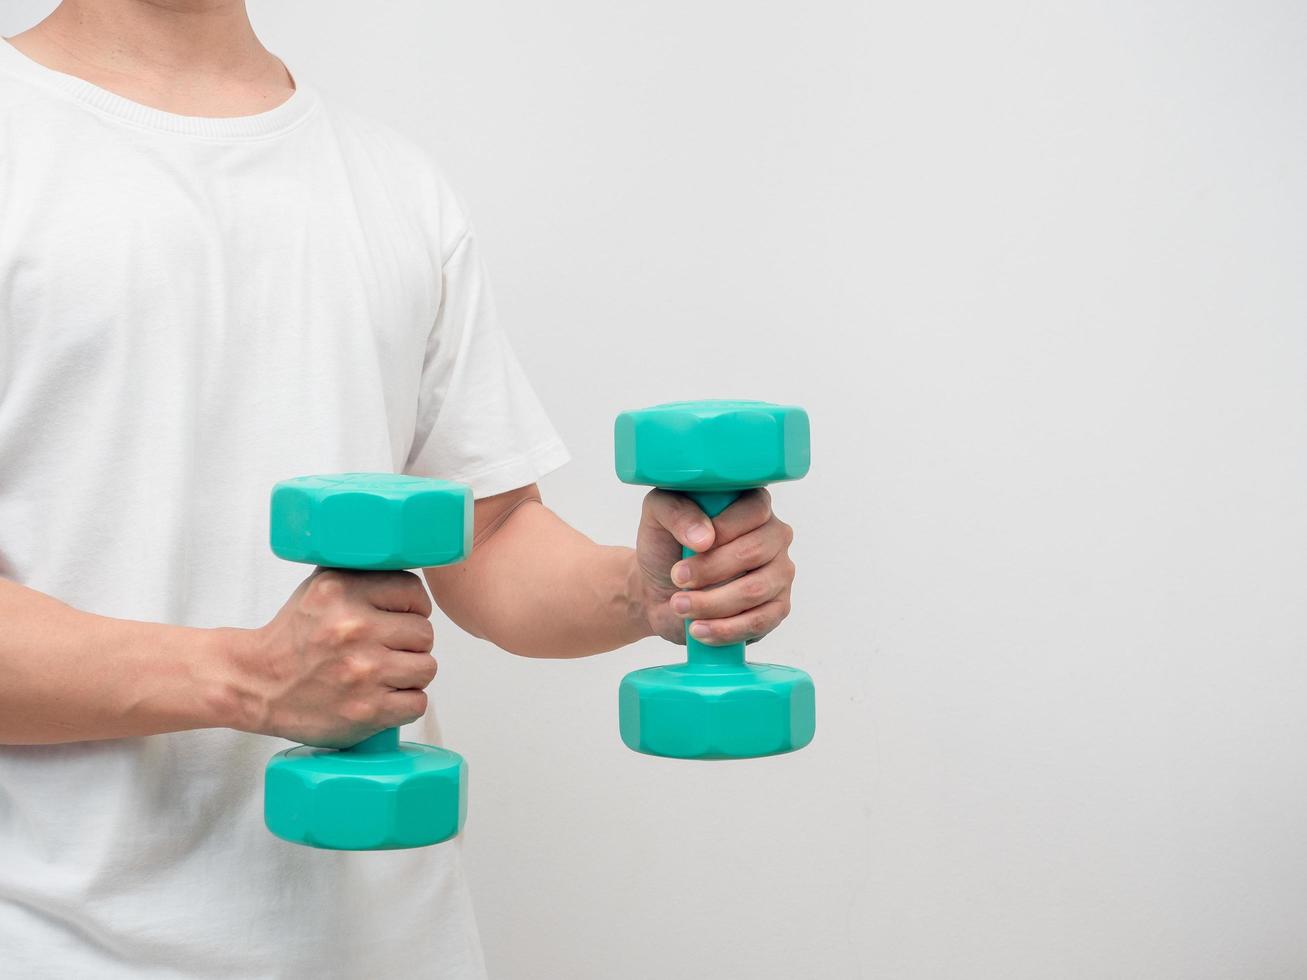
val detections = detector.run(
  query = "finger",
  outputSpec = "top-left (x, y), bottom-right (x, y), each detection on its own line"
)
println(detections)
top-left (381, 689), bottom-right (429, 728)
top-left (358, 570), bottom-right (433, 617)
top-left (672, 520), bottom-right (790, 589)
top-left (688, 596), bottom-right (791, 646)
top-left (377, 611), bottom-right (435, 652)
top-left (378, 651), bottom-right (438, 691)
top-left (708, 489), bottom-right (774, 549)
top-left (669, 561), bottom-right (792, 621)
top-left (642, 489), bottom-right (715, 553)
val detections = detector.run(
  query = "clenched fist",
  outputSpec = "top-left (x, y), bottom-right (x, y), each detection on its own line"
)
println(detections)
top-left (236, 568), bottom-right (438, 747)
top-left (635, 488), bottom-right (797, 646)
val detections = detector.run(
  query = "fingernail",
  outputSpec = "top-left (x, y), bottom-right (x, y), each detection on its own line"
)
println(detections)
top-left (672, 563), bottom-right (692, 586)
top-left (687, 524), bottom-right (712, 548)
top-left (690, 622), bottom-right (711, 639)
top-left (671, 595), bottom-right (691, 615)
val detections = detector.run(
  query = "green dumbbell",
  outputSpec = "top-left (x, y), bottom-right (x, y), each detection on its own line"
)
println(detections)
top-left (263, 473), bottom-right (473, 850)
top-left (614, 399), bottom-right (815, 759)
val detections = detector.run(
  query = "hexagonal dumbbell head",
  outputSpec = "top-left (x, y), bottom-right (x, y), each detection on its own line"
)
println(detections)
top-left (264, 473), bottom-right (472, 850)
top-left (264, 741), bottom-right (467, 851)
top-left (615, 399), bottom-right (810, 491)
top-left (618, 661), bottom-right (815, 760)
top-left (613, 400), bottom-right (815, 760)
top-left (270, 473), bottom-right (472, 570)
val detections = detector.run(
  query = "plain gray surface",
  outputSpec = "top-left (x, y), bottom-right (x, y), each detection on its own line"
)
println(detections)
top-left (4, 2), bottom-right (1307, 977)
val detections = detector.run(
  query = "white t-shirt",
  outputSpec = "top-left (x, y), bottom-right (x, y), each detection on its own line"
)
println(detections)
top-left (0, 40), bottom-right (568, 979)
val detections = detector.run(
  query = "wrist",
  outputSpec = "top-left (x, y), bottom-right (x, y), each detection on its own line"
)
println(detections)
top-left (621, 547), bottom-right (659, 644)
top-left (199, 626), bottom-right (269, 733)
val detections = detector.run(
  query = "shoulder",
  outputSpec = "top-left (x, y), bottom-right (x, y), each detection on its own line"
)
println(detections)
top-left (311, 92), bottom-right (472, 261)
top-left (0, 56), bottom-right (64, 125)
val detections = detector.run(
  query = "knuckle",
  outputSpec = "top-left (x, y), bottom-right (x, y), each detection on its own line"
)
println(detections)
top-left (402, 691), bottom-right (429, 721)
top-left (773, 559), bottom-right (796, 589)
top-left (749, 611), bottom-right (771, 636)
top-left (418, 619), bottom-right (436, 649)
top-left (742, 576), bottom-right (769, 603)
top-left (735, 538), bottom-right (764, 567)
top-left (340, 652), bottom-right (377, 687)
top-left (779, 521), bottom-right (795, 546)
top-left (395, 572), bottom-right (433, 612)
top-left (331, 616), bottom-right (369, 645)
top-left (341, 699), bottom-right (378, 726)
top-left (310, 572), bottom-right (348, 601)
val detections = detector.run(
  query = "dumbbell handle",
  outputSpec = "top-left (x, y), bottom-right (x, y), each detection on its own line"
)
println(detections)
top-left (325, 560), bottom-right (404, 756)
top-left (352, 728), bottom-right (400, 753)
top-left (682, 489), bottom-right (747, 670)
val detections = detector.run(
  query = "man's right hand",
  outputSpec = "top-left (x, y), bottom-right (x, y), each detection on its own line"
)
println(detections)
top-left (234, 569), bottom-right (438, 747)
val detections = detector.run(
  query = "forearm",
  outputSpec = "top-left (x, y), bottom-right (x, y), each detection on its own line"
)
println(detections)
top-left (0, 578), bottom-right (246, 744)
top-left (424, 500), bottom-right (652, 659)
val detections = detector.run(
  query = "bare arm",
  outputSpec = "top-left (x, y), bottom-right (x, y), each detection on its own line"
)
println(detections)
top-left (422, 486), bottom-right (651, 659)
top-left (424, 484), bottom-right (796, 660)
top-left (0, 578), bottom-right (243, 744)
top-left (0, 569), bottom-right (439, 748)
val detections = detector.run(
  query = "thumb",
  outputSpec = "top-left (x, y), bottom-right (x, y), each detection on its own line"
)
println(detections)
top-left (641, 489), bottom-right (716, 553)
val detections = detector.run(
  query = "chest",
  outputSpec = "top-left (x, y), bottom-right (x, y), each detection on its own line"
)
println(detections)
top-left (0, 127), bottom-right (438, 402)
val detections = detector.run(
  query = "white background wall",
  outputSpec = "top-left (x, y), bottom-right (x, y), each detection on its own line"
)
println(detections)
top-left (7, 2), bottom-right (1307, 977)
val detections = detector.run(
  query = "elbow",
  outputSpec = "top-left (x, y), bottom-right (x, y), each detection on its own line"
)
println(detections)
top-left (494, 633), bottom-right (605, 661)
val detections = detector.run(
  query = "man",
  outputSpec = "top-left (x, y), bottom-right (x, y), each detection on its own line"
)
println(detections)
top-left (0, 1), bottom-right (797, 977)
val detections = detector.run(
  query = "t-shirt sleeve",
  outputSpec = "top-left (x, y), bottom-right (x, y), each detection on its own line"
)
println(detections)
top-left (403, 223), bottom-right (570, 497)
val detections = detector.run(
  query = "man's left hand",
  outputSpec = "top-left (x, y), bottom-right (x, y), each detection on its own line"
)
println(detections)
top-left (635, 488), bottom-right (796, 646)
